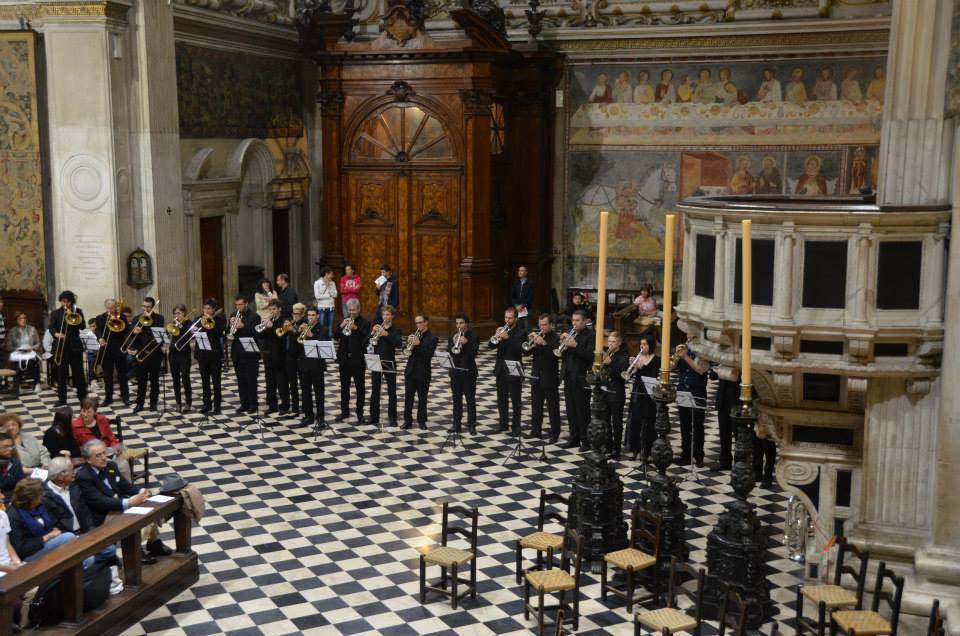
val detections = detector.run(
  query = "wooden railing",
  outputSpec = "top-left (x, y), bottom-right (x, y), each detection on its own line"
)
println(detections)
top-left (0, 497), bottom-right (198, 635)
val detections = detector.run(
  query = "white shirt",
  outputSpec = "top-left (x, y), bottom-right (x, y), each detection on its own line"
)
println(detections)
top-left (313, 279), bottom-right (338, 310)
top-left (0, 512), bottom-right (11, 565)
top-left (47, 481), bottom-right (80, 531)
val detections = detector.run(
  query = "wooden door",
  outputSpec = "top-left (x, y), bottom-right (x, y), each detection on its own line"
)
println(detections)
top-left (272, 209), bottom-right (290, 277)
top-left (345, 171), bottom-right (400, 318)
top-left (409, 172), bottom-right (459, 332)
top-left (199, 216), bottom-right (224, 304)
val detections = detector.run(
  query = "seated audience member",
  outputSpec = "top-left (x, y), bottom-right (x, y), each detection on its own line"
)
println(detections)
top-left (72, 398), bottom-right (131, 481)
top-left (83, 318), bottom-right (99, 385)
top-left (44, 457), bottom-right (118, 567)
top-left (0, 507), bottom-right (22, 573)
top-left (43, 407), bottom-right (83, 466)
top-left (8, 478), bottom-right (79, 563)
top-left (0, 432), bottom-right (26, 503)
top-left (564, 292), bottom-right (594, 324)
top-left (0, 413), bottom-right (50, 469)
top-left (6, 312), bottom-right (41, 390)
top-left (633, 285), bottom-right (658, 317)
top-left (76, 440), bottom-right (171, 559)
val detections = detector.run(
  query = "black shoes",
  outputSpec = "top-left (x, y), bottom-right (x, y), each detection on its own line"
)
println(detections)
top-left (101, 399), bottom-right (113, 407)
top-left (418, 423), bottom-right (427, 430)
top-left (147, 540), bottom-right (173, 557)
top-left (299, 416), bottom-right (313, 427)
top-left (335, 414), bottom-right (347, 422)
top-left (401, 422), bottom-right (413, 430)
top-left (468, 425), bottom-right (477, 435)
top-left (548, 435), bottom-right (559, 445)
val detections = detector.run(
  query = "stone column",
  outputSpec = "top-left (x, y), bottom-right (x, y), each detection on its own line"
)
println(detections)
top-left (852, 228), bottom-right (872, 325)
top-left (775, 224), bottom-right (795, 321)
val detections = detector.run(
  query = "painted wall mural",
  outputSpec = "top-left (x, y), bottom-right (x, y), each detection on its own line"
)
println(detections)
top-left (564, 54), bottom-right (886, 291)
top-left (175, 43), bottom-right (304, 139)
top-left (0, 32), bottom-right (46, 292)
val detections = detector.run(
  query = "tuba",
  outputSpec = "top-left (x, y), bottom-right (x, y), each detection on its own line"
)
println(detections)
top-left (488, 323), bottom-right (511, 346)
top-left (553, 327), bottom-right (577, 358)
top-left (522, 329), bottom-right (544, 352)
top-left (405, 328), bottom-right (423, 353)
top-left (451, 328), bottom-right (465, 355)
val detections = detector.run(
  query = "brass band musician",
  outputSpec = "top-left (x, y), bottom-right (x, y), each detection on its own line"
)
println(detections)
top-left (402, 314), bottom-right (438, 430)
top-left (50, 290), bottom-right (87, 406)
top-left (230, 296), bottom-right (259, 415)
top-left (521, 314), bottom-right (561, 442)
top-left (94, 298), bottom-right (129, 407)
top-left (561, 309), bottom-right (594, 451)
top-left (600, 331), bottom-right (630, 459)
top-left (674, 332), bottom-right (709, 466)
top-left (334, 298), bottom-right (370, 423)
top-left (197, 299), bottom-right (224, 415)
top-left (299, 307), bottom-right (327, 428)
top-left (366, 305), bottom-right (402, 427)
top-left (130, 297), bottom-right (163, 413)
top-left (168, 304), bottom-right (193, 413)
top-left (258, 300), bottom-right (288, 415)
top-left (282, 304), bottom-right (306, 418)
top-left (487, 307), bottom-right (526, 436)
top-left (448, 313), bottom-right (480, 435)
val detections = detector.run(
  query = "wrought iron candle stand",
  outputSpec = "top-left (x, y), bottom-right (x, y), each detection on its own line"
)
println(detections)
top-left (637, 370), bottom-right (689, 575)
top-left (567, 355), bottom-right (628, 568)
top-left (702, 388), bottom-right (772, 627)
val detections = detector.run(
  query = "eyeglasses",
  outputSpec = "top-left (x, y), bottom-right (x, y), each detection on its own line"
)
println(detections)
top-left (91, 451), bottom-right (107, 458)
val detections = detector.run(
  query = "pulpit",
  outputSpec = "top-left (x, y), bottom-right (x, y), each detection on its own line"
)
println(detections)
top-left (299, 2), bottom-right (562, 333)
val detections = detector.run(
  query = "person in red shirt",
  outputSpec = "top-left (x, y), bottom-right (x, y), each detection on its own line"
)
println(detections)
top-left (71, 397), bottom-right (120, 452)
top-left (339, 264), bottom-right (362, 318)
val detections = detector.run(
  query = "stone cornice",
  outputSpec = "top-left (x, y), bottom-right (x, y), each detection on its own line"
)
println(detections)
top-left (173, 3), bottom-right (300, 59)
top-left (0, 1), bottom-right (131, 23)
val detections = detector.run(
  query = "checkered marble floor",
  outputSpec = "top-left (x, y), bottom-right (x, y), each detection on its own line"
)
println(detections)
top-left (4, 350), bottom-right (801, 635)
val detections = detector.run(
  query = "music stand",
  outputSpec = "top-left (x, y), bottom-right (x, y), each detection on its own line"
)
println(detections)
top-left (676, 389), bottom-right (709, 486)
top-left (305, 340), bottom-right (337, 440)
top-left (240, 337), bottom-right (265, 439)
top-left (150, 328), bottom-right (173, 422)
top-left (194, 332), bottom-right (213, 431)
top-left (502, 360), bottom-right (547, 464)
top-left (623, 375), bottom-right (659, 479)
top-left (435, 352), bottom-right (466, 450)
top-left (365, 353), bottom-right (396, 435)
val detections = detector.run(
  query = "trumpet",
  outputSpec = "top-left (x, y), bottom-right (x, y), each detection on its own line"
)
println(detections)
top-left (553, 327), bottom-right (577, 358)
top-left (668, 343), bottom-right (688, 368)
top-left (522, 329), bottom-right (544, 352)
top-left (227, 309), bottom-right (241, 340)
top-left (296, 322), bottom-right (313, 344)
top-left (254, 318), bottom-right (274, 334)
top-left (489, 324), bottom-right (511, 346)
top-left (165, 310), bottom-right (196, 338)
top-left (341, 317), bottom-right (354, 337)
top-left (621, 352), bottom-right (644, 381)
top-left (368, 323), bottom-right (385, 352)
top-left (451, 328), bottom-right (465, 355)
top-left (405, 328), bottom-right (423, 353)
top-left (275, 320), bottom-right (291, 338)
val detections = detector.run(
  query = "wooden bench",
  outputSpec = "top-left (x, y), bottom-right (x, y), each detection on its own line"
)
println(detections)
top-left (0, 496), bottom-right (198, 635)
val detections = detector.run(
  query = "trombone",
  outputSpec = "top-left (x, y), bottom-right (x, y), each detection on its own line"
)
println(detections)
top-left (135, 340), bottom-right (159, 363)
top-left (174, 315), bottom-right (205, 351)
top-left (120, 308), bottom-right (155, 352)
top-left (54, 304), bottom-right (83, 366)
top-left (94, 300), bottom-right (127, 374)
top-left (165, 310), bottom-right (196, 338)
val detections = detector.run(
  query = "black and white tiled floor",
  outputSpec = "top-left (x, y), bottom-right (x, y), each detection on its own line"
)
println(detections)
top-left (5, 350), bottom-right (801, 635)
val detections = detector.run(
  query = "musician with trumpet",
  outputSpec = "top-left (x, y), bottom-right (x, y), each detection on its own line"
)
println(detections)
top-left (600, 331), bottom-right (630, 459)
top-left (298, 306), bottom-right (328, 428)
top-left (167, 304), bottom-right (194, 413)
top-left (128, 297), bottom-right (164, 413)
top-left (196, 299), bottom-right (224, 415)
top-left (521, 314), bottom-right (561, 442)
top-left (402, 314), bottom-right (438, 430)
top-left (625, 332), bottom-right (659, 461)
top-left (230, 296), bottom-right (260, 415)
top-left (257, 300), bottom-right (289, 416)
top-left (281, 304), bottom-right (306, 417)
top-left (50, 291), bottom-right (87, 407)
top-left (334, 299), bottom-right (370, 423)
top-left (94, 298), bottom-right (130, 407)
top-left (673, 333), bottom-right (709, 467)
top-left (448, 313), bottom-right (479, 435)
top-left (366, 305), bottom-right (402, 427)
top-left (487, 307), bottom-right (526, 436)
top-left (560, 309), bottom-right (594, 450)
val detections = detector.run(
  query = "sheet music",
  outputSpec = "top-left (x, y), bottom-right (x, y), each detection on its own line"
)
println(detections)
top-left (676, 390), bottom-right (708, 409)
top-left (375, 275), bottom-right (387, 287)
top-left (239, 336), bottom-right (259, 353)
top-left (641, 376), bottom-right (660, 395)
top-left (505, 360), bottom-right (525, 378)
top-left (80, 332), bottom-right (100, 352)
top-left (151, 327), bottom-right (169, 345)
top-left (365, 353), bottom-right (383, 373)
top-left (194, 332), bottom-right (211, 351)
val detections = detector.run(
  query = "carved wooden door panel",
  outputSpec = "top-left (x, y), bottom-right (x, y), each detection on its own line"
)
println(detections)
top-left (409, 172), bottom-right (460, 330)
top-left (345, 171), bottom-right (400, 316)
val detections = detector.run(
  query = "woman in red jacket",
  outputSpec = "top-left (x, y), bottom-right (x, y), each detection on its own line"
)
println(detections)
top-left (71, 398), bottom-right (120, 453)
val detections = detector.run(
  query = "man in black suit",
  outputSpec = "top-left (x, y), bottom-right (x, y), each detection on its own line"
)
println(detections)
top-left (335, 298), bottom-right (370, 422)
top-left (403, 314), bottom-right (438, 430)
top-left (229, 296), bottom-right (260, 415)
top-left (129, 297), bottom-right (164, 413)
top-left (44, 456), bottom-right (94, 534)
top-left (561, 309), bottom-right (594, 451)
top-left (75, 439), bottom-right (171, 559)
top-left (257, 300), bottom-right (288, 415)
top-left (510, 265), bottom-right (534, 331)
top-left (522, 313), bottom-right (561, 442)
top-left (95, 297), bottom-right (130, 406)
top-left (49, 290), bottom-right (87, 407)
top-left (299, 307), bottom-right (328, 428)
top-left (367, 305), bottom-right (403, 427)
top-left (448, 313), bottom-right (480, 435)
top-left (197, 299), bottom-right (224, 415)
top-left (487, 306), bottom-right (527, 436)
top-left (275, 273), bottom-right (299, 319)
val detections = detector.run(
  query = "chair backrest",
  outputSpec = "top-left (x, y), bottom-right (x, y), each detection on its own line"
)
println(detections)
top-left (441, 502), bottom-right (478, 553)
top-left (538, 489), bottom-right (568, 531)
top-left (927, 599), bottom-right (945, 636)
top-left (833, 536), bottom-right (869, 609)
top-left (561, 526), bottom-right (585, 585)
top-left (667, 556), bottom-right (705, 627)
top-left (717, 586), bottom-right (750, 636)
top-left (870, 561), bottom-right (904, 636)
top-left (629, 503), bottom-right (663, 559)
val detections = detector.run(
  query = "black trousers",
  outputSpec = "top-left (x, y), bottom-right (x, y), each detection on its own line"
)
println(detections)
top-left (495, 373), bottom-right (522, 433)
top-left (284, 357), bottom-right (300, 413)
top-left (233, 353), bottom-right (260, 411)
top-left (754, 437), bottom-right (777, 482)
top-left (135, 353), bottom-right (161, 408)
top-left (450, 369), bottom-right (477, 430)
top-left (677, 387), bottom-right (707, 461)
top-left (370, 369), bottom-right (397, 423)
top-left (56, 348), bottom-right (87, 403)
top-left (530, 382), bottom-right (560, 437)
top-left (628, 390), bottom-right (656, 457)
top-left (264, 355), bottom-right (288, 411)
top-left (101, 349), bottom-right (128, 402)
top-left (300, 361), bottom-right (324, 421)
top-left (563, 375), bottom-right (589, 444)
top-left (198, 352), bottom-right (222, 410)
top-left (404, 376), bottom-right (430, 426)
top-left (339, 361), bottom-right (365, 418)
top-left (169, 351), bottom-right (192, 406)
top-left (605, 397), bottom-right (625, 453)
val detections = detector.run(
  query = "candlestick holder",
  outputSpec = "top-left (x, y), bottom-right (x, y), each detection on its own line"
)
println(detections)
top-left (637, 369), bottom-right (689, 576)
top-left (525, 0), bottom-right (546, 44)
top-left (567, 351), bottom-right (628, 567)
top-left (702, 391), bottom-right (772, 627)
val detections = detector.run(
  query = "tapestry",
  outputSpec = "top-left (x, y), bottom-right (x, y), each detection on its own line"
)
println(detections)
top-left (175, 44), bottom-right (303, 138)
top-left (0, 31), bottom-right (46, 292)
top-left (564, 53), bottom-right (886, 290)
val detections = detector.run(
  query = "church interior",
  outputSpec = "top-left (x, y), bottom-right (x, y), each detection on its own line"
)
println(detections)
top-left (1, 0), bottom-right (959, 633)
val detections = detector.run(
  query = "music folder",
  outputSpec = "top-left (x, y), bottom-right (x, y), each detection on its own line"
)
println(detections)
top-left (641, 376), bottom-right (660, 395)
top-left (365, 353), bottom-right (397, 374)
top-left (194, 332), bottom-right (211, 351)
top-left (304, 340), bottom-right (336, 360)
top-left (435, 351), bottom-right (465, 372)
top-left (239, 337), bottom-right (259, 353)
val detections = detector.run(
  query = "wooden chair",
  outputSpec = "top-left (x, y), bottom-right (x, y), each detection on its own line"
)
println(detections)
top-left (831, 561), bottom-right (904, 636)
top-left (796, 536), bottom-right (869, 635)
top-left (115, 416), bottom-right (150, 487)
top-left (927, 599), bottom-right (945, 636)
top-left (418, 501), bottom-right (478, 609)
top-left (634, 557), bottom-right (706, 635)
top-left (601, 502), bottom-right (663, 612)
top-left (516, 489), bottom-right (567, 584)
top-left (524, 527), bottom-right (585, 635)
top-left (719, 587), bottom-right (751, 636)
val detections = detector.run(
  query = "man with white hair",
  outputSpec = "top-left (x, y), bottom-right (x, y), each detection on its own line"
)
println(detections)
top-left (334, 298), bottom-right (370, 423)
top-left (44, 456), bottom-right (93, 534)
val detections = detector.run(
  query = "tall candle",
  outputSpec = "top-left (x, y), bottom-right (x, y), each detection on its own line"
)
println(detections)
top-left (659, 214), bottom-right (676, 378)
top-left (741, 219), bottom-right (752, 387)
top-left (595, 211), bottom-right (609, 352)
